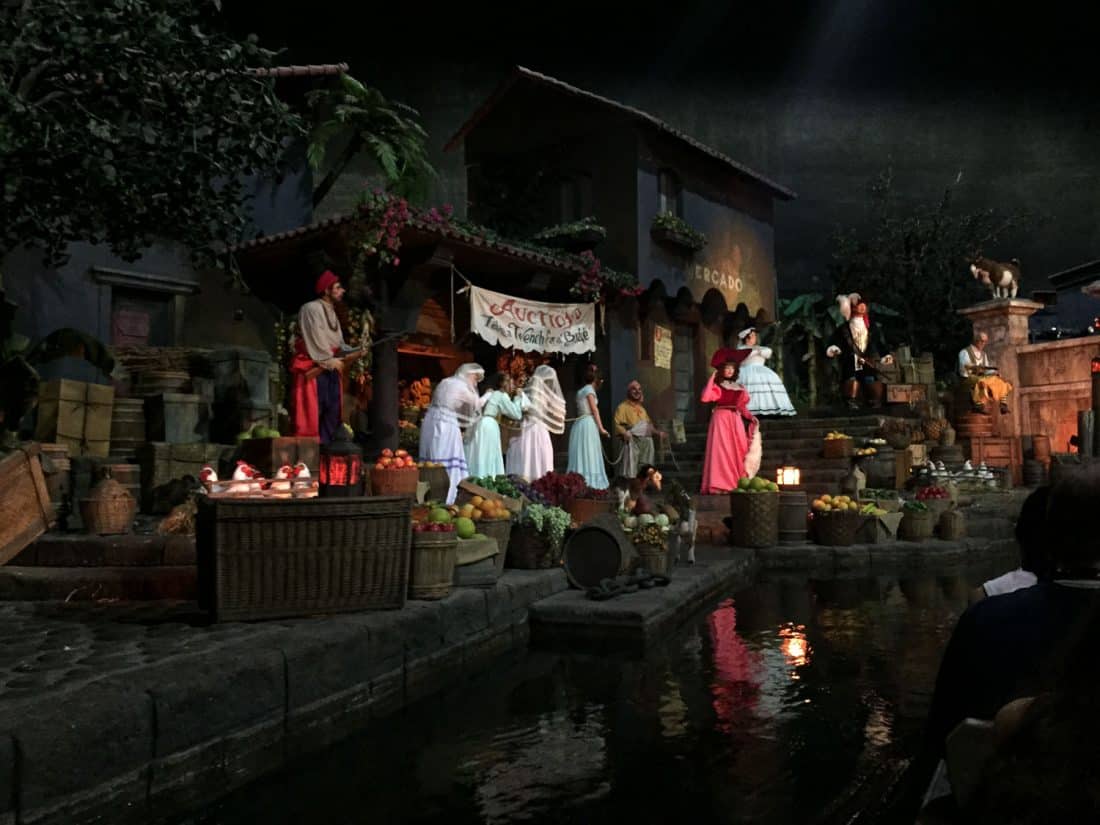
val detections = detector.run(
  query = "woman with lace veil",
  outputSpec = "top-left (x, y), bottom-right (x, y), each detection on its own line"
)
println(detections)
top-left (507, 365), bottom-right (566, 482)
top-left (419, 363), bottom-right (486, 503)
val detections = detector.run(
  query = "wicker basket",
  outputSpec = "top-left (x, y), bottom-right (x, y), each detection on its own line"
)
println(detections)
top-left (728, 491), bottom-right (780, 548)
top-left (79, 475), bottom-right (137, 535)
top-left (370, 466), bottom-right (420, 498)
top-left (568, 497), bottom-right (615, 525)
top-left (506, 524), bottom-right (554, 569)
top-left (898, 509), bottom-right (935, 541)
top-left (635, 542), bottom-right (670, 576)
top-left (476, 517), bottom-right (513, 570)
top-left (822, 437), bottom-right (854, 459)
top-left (419, 466), bottom-right (450, 503)
top-left (812, 511), bottom-right (863, 546)
top-left (196, 496), bottom-right (412, 620)
top-left (409, 532), bottom-right (457, 600)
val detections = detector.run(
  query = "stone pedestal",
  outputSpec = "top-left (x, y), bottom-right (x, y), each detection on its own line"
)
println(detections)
top-left (958, 298), bottom-right (1043, 444)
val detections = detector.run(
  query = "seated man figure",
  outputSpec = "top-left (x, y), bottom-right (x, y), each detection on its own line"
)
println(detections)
top-left (958, 330), bottom-right (1013, 414)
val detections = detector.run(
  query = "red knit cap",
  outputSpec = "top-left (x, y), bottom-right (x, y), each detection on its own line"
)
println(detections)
top-left (314, 270), bottom-right (339, 296)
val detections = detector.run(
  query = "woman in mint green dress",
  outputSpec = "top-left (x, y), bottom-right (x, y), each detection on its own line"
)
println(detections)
top-left (567, 364), bottom-right (610, 490)
top-left (465, 373), bottom-right (524, 479)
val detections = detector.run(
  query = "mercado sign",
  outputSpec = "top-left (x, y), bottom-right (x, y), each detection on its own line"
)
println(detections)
top-left (689, 263), bottom-right (743, 302)
top-left (470, 286), bottom-right (596, 355)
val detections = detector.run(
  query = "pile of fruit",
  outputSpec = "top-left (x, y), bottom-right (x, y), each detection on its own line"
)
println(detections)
top-left (399, 377), bottom-right (433, 410)
top-left (915, 485), bottom-right (950, 501)
top-left (811, 494), bottom-right (861, 512)
top-left (411, 506), bottom-right (489, 541)
top-left (733, 476), bottom-right (780, 493)
top-left (236, 423), bottom-right (281, 443)
top-left (467, 476), bottom-right (521, 498)
top-left (457, 495), bottom-right (511, 521)
top-left (854, 446), bottom-right (878, 457)
top-left (903, 500), bottom-right (929, 513)
top-left (619, 512), bottom-right (671, 531)
top-left (420, 460), bottom-right (444, 469)
top-left (867, 438), bottom-right (887, 446)
top-left (861, 488), bottom-right (898, 500)
top-left (824, 431), bottom-right (851, 441)
top-left (858, 501), bottom-right (888, 517)
top-left (373, 448), bottom-right (417, 470)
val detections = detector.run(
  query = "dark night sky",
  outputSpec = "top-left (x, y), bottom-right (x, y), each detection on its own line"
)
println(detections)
top-left (224, 0), bottom-right (1093, 98)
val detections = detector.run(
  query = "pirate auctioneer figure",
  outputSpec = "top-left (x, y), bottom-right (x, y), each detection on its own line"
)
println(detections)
top-left (289, 271), bottom-right (366, 444)
top-left (958, 330), bottom-right (1013, 413)
top-left (825, 293), bottom-right (894, 409)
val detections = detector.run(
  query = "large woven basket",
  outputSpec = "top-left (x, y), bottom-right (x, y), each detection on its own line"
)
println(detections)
top-left (898, 509), bottom-right (935, 541)
top-left (728, 491), bottom-right (779, 548)
top-left (506, 524), bottom-right (554, 569)
top-left (409, 532), bottom-right (457, 600)
top-left (80, 476), bottom-right (137, 535)
top-left (812, 510), bottom-right (863, 546)
top-left (938, 509), bottom-right (966, 541)
top-left (823, 438), bottom-right (854, 459)
top-left (370, 466), bottom-right (420, 498)
top-left (196, 496), bottom-right (411, 621)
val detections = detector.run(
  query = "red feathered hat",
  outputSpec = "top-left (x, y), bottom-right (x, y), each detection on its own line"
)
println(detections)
top-left (710, 347), bottom-right (751, 369)
top-left (314, 270), bottom-right (340, 296)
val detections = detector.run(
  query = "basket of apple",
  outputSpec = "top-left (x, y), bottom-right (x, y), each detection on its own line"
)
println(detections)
top-left (371, 448), bottom-right (420, 498)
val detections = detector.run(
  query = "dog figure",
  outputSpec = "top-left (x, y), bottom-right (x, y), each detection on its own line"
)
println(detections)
top-left (970, 257), bottom-right (1020, 299)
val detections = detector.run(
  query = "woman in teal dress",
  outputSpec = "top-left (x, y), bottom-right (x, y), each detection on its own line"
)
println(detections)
top-left (465, 372), bottom-right (524, 479)
top-left (567, 364), bottom-right (610, 490)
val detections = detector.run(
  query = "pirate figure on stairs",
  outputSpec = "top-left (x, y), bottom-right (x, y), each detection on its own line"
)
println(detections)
top-left (826, 293), bottom-right (894, 410)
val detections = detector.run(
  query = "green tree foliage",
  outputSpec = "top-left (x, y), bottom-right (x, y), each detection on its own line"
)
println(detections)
top-left (828, 169), bottom-right (1031, 372)
top-left (306, 75), bottom-right (437, 207)
top-left (0, 0), bottom-right (305, 265)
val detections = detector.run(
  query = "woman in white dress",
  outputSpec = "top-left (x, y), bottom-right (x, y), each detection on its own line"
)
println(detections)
top-left (736, 327), bottom-right (796, 417)
top-left (419, 363), bottom-right (485, 503)
top-left (506, 365), bottom-right (565, 482)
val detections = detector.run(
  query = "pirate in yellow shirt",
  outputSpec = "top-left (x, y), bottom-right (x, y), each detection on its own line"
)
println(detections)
top-left (613, 380), bottom-right (666, 478)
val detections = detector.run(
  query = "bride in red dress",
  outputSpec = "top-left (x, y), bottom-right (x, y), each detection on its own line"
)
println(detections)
top-left (700, 348), bottom-right (758, 494)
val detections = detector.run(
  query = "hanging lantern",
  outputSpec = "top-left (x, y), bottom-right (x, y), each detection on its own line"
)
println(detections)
top-left (776, 464), bottom-right (801, 488)
top-left (319, 428), bottom-right (364, 497)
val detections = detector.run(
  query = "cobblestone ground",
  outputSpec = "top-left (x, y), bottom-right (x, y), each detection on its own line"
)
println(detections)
top-left (0, 601), bottom-right (292, 706)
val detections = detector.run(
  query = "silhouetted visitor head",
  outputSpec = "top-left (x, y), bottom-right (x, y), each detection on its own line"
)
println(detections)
top-left (636, 463), bottom-right (662, 491)
top-left (1045, 467), bottom-right (1100, 578)
top-left (1016, 485), bottom-right (1052, 578)
top-left (584, 363), bottom-right (602, 388)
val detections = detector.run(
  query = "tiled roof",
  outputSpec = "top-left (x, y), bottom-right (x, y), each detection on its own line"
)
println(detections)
top-left (230, 211), bottom-right (588, 273)
top-left (445, 65), bottom-right (795, 201)
top-left (248, 64), bottom-right (349, 79)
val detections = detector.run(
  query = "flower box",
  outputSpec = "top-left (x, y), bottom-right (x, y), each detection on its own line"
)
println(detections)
top-left (650, 225), bottom-right (707, 253)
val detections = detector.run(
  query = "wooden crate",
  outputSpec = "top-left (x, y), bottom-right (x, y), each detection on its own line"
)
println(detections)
top-left (35, 379), bottom-right (114, 457)
top-left (138, 442), bottom-right (232, 513)
top-left (967, 436), bottom-right (1022, 486)
top-left (886, 383), bottom-right (927, 404)
top-left (0, 445), bottom-right (55, 564)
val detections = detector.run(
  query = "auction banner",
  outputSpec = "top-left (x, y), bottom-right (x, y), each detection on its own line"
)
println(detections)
top-left (469, 286), bottom-right (596, 354)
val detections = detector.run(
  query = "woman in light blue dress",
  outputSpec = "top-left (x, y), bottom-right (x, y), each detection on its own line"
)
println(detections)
top-left (465, 373), bottom-right (524, 479)
top-left (567, 364), bottom-right (610, 490)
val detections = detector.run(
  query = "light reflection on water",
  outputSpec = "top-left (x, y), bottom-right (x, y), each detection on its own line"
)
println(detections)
top-left (188, 559), bottom-right (1013, 825)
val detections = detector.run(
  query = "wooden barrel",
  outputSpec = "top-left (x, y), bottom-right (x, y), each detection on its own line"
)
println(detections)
top-left (133, 369), bottom-right (191, 397)
top-left (956, 412), bottom-right (994, 439)
top-left (562, 513), bottom-right (636, 589)
top-left (1032, 435), bottom-right (1051, 464)
top-left (408, 534), bottom-right (456, 600)
top-left (778, 491), bottom-right (809, 544)
top-left (635, 543), bottom-right (670, 576)
top-left (860, 448), bottom-right (896, 489)
top-left (110, 397), bottom-right (147, 460)
top-left (1022, 459), bottom-right (1047, 487)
